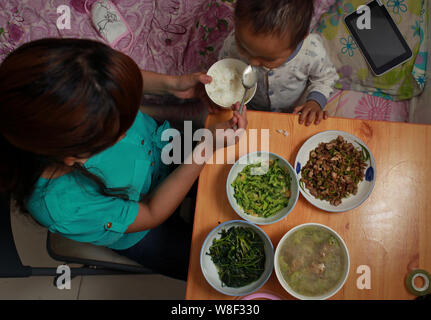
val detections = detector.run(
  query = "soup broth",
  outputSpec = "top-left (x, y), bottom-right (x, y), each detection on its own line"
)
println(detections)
top-left (278, 226), bottom-right (346, 297)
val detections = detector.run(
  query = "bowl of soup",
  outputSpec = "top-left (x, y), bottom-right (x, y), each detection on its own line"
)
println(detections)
top-left (274, 223), bottom-right (350, 300)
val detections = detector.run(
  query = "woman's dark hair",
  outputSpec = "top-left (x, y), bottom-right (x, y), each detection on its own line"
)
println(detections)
top-left (0, 38), bottom-right (143, 211)
top-left (235, 0), bottom-right (314, 49)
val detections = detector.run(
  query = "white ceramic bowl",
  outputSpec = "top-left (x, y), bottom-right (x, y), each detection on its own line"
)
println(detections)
top-left (294, 130), bottom-right (376, 213)
top-left (274, 223), bottom-right (350, 300)
top-left (226, 151), bottom-right (299, 225)
top-left (200, 220), bottom-right (274, 296)
top-left (205, 58), bottom-right (257, 108)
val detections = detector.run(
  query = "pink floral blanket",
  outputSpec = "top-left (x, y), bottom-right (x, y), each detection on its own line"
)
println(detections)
top-left (0, 0), bottom-right (409, 125)
top-left (0, 0), bottom-right (235, 74)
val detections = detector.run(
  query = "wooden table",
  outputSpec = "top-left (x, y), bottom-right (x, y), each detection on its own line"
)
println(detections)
top-left (185, 110), bottom-right (431, 300)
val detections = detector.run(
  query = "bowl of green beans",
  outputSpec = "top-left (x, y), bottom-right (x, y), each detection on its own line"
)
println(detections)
top-left (226, 151), bottom-right (299, 225)
top-left (200, 220), bottom-right (274, 296)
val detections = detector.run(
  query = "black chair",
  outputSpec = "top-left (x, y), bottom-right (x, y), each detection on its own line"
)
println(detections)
top-left (0, 192), bottom-right (154, 280)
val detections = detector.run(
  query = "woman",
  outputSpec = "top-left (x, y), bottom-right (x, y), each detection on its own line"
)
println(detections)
top-left (0, 38), bottom-right (247, 280)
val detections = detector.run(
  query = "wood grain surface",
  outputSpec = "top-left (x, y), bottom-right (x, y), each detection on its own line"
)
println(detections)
top-left (185, 110), bottom-right (431, 300)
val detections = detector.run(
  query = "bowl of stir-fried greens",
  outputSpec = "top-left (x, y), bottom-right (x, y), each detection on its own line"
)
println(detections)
top-left (200, 220), bottom-right (274, 296)
top-left (295, 130), bottom-right (376, 212)
top-left (226, 151), bottom-right (299, 225)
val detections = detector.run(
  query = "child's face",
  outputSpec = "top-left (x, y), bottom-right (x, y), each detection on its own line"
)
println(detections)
top-left (235, 22), bottom-right (295, 69)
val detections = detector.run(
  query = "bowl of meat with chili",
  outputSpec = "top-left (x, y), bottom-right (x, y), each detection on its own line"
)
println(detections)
top-left (294, 131), bottom-right (376, 213)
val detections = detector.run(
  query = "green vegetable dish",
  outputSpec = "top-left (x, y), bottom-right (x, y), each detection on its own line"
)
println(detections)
top-left (278, 226), bottom-right (346, 297)
top-left (207, 226), bottom-right (265, 288)
top-left (232, 159), bottom-right (291, 217)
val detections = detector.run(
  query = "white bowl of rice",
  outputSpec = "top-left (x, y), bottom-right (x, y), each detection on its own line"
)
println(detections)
top-left (205, 58), bottom-right (257, 108)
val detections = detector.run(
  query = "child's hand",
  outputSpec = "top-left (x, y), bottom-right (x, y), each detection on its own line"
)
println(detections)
top-left (208, 102), bottom-right (248, 150)
top-left (292, 100), bottom-right (328, 126)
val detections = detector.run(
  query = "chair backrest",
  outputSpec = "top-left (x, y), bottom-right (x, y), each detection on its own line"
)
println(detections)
top-left (0, 193), bottom-right (32, 277)
top-left (47, 231), bottom-right (153, 274)
top-left (2, 192), bottom-right (153, 276)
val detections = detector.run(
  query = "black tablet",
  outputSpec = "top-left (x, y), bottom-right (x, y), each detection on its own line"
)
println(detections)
top-left (344, 0), bottom-right (412, 76)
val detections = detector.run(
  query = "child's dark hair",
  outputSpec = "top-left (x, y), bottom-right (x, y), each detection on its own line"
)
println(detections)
top-left (235, 0), bottom-right (314, 49)
top-left (0, 38), bottom-right (143, 212)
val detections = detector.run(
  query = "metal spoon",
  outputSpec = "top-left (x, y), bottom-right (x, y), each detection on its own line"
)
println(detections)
top-left (232, 65), bottom-right (257, 130)
top-left (239, 65), bottom-right (257, 115)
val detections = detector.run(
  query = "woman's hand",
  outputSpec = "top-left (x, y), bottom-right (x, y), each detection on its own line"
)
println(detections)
top-left (140, 69), bottom-right (224, 113)
top-left (168, 72), bottom-right (212, 99)
top-left (140, 70), bottom-right (210, 98)
top-left (170, 72), bottom-right (223, 114)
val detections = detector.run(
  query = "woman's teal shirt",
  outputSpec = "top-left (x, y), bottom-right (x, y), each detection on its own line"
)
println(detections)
top-left (26, 111), bottom-right (171, 250)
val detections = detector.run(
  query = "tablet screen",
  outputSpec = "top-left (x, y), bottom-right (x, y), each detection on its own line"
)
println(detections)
top-left (356, 5), bottom-right (405, 68)
top-left (344, 0), bottom-right (412, 75)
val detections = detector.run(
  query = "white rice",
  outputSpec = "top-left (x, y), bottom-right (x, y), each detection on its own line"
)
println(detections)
top-left (206, 66), bottom-right (245, 107)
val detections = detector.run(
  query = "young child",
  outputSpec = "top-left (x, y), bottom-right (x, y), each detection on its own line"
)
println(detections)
top-left (0, 38), bottom-right (246, 281)
top-left (219, 0), bottom-right (339, 126)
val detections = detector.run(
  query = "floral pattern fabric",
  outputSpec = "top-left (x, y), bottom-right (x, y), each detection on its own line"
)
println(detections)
top-left (0, 0), bottom-right (235, 75)
top-left (314, 0), bottom-right (428, 101)
top-left (325, 89), bottom-right (409, 122)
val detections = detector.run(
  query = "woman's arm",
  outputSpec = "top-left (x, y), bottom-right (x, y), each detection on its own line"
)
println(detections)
top-left (125, 151), bottom-right (204, 233)
top-left (125, 104), bottom-right (247, 233)
top-left (141, 70), bottom-right (211, 99)
top-left (140, 70), bottom-right (222, 113)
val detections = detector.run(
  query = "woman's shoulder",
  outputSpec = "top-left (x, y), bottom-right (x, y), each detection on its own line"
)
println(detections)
top-left (26, 175), bottom-right (140, 247)
top-left (124, 110), bottom-right (161, 140)
top-left (27, 174), bottom-right (100, 224)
